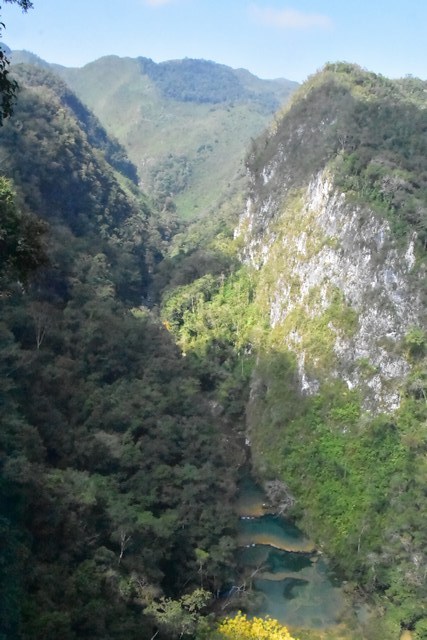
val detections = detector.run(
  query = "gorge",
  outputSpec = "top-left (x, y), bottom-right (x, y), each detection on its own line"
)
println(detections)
top-left (0, 51), bottom-right (426, 640)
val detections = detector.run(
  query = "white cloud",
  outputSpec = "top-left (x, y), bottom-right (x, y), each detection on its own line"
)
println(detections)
top-left (250, 5), bottom-right (333, 30)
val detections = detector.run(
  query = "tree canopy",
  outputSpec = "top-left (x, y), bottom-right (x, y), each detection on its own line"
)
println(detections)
top-left (214, 613), bottom-right (298, 640)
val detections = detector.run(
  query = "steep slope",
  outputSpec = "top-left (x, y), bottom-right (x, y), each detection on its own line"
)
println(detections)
top-left (238, 63), bottom-right (425, 411)
top-left (238, 64), bottom-right (427, 637)
top-left (0, 64), bottom-right (240, 640)
top-left (158, 64), bottom-right (427, 639)
top-left (11, 53), bottom-right (297, 218)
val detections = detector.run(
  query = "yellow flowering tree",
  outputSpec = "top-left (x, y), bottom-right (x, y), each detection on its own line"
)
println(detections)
top-left (215, 612), bottom-right (298, 640)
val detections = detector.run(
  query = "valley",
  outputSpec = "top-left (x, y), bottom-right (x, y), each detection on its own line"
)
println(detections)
top-left (11, 51), bottom-right (297, 219)
top-left (0, 49), bottom-right (426, 640)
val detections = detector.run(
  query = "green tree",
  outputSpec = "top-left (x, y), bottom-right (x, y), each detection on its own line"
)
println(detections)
top-left (145, 589), bottom-right (211, 639)
top-left (213, 612), bottom-right (298, 640)
top-left (0, 1), bottom-right (34, 124)
top-left (0, 176), bottom-right (47, 287)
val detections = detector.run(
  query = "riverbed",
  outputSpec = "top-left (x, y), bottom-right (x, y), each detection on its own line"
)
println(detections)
top-left (235, 475), bottom-right (347, 629)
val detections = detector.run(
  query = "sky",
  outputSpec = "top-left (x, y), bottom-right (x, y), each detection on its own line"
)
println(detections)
top-left (1, 0), bottom-right (426, 83)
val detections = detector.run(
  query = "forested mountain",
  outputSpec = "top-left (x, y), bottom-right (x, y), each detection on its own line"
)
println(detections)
top-left (1, 55), bottom-right (426, 640)
top-left (0, 64), bottom-right (244, 640)
top-left (11, 51), bottom-right (298, 218)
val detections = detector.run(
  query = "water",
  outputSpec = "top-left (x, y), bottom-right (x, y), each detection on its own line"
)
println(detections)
top-left (238, 514), bottom-right (315, 553)
top-left (235, 475), bottom-right (346, 629)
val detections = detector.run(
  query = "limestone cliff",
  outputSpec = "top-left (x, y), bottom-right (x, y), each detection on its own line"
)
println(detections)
top-left (234, 65), bottom-right (427, 636)
top-left (237, 64), bottom-right (426, 413)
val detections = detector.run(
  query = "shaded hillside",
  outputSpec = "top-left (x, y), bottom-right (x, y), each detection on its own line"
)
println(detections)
top-left (0, 64), bottom-right (241, 640)
top-left (11, 52), bottom-right (297, 218)
top-left (11, 61), bottom-right (138, 183)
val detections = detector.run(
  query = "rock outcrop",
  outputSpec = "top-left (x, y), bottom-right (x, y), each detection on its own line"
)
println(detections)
top-left (236, 65), bottom-right (426, 412)
top-left (237, 170), bottom-right (423, 411)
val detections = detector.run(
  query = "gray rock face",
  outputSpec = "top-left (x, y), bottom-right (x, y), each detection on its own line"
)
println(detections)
top-left (237, 170), bottom-right (423, 412)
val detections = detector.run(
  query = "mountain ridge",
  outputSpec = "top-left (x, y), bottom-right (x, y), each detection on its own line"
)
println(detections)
top-left (10, 50), bottom-right (298, 218)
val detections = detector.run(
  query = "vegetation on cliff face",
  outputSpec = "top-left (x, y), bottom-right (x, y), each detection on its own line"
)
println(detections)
top-left (240, 64), bottom-right (427, 638)
top-left (159, 65), bottom-right (427, 639)
top-left (249, 62), bottom-right (427, 251)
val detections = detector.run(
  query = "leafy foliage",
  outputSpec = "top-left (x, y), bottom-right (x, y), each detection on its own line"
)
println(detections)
top-left (0, 176), bottom-right (47, 286)
top-left (146, 588), bottom-right (211, 639)
top-left (213, 612), bottom-right (298, 640)
top-left (0, 65), bottom-right (240, 639)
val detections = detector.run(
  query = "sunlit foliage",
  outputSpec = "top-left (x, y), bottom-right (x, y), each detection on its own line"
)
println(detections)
top-left (215, 612), bottom-right (298, 640)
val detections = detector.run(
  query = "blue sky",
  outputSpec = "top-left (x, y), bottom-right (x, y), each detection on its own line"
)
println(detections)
top-left (2, 0), bottom-right (426, 82)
